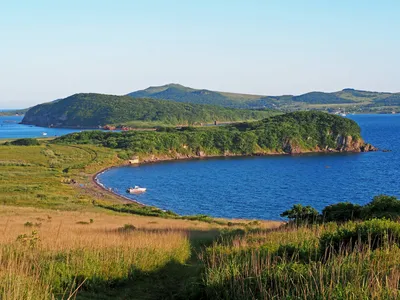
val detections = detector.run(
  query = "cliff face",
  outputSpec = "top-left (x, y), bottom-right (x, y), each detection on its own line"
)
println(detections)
top-left (282, 135), bottom-right (377, 155)
top-left (334, 135), bottom-right (377, 153)
top-left (21, 111), bottom-right (65, 128)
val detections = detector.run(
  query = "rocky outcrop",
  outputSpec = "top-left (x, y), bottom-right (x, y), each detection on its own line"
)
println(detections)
top-left (336, 135), bottom-right (378, 152)
top-left (281, 135), bottom-right (377, 155)
top-left (283, 140), bottom-right (302, 154)
top-left (360, 143), bottom-right (378, 152)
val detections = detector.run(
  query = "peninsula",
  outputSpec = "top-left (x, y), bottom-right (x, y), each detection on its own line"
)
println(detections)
top-left (54, 111), bottom-right (377, 160)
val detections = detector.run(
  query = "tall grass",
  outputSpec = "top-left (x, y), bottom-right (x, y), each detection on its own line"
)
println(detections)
top-left (201, 222), bottom-right (400, 299)
top-left (0, 209), bottom-right (193, 299)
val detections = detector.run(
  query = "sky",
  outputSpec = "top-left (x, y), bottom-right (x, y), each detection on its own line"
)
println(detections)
top-left (1, 0), bottom-right (399, 108)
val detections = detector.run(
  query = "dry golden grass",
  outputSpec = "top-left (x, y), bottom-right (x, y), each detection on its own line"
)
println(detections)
top-left (0, 206), bottom-right (281, 299)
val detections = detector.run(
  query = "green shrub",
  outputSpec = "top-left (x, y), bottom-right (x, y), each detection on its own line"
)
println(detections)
top-left (319, 219), bottom-right (400, 255)
top-left (322, 202), bottom-right (362, 222)
top-left (10, 138), bottom-right (40, 146)
top-left (361, 195), bottom-right (400, 220)
top-left (119, 224), bottom-right (136, 232)
top-left (24, 222), bottom-right (33, 227)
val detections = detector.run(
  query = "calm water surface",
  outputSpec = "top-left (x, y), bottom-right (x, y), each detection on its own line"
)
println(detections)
top-left (0, 116), bottom-right (97, 139)
top-left (98, 114), bottom-right (400, 220)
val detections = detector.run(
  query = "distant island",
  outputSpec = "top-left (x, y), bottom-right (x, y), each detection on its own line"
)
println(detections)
top-left (21, 93), bottom-right (277, 128)
top-left (0, 108), bottom-right (28, 116)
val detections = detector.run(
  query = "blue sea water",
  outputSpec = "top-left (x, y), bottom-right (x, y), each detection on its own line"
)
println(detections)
top-left (97, 114), bottom-right (400, 220)
top-left (0, 115), bottom-right (95, 139)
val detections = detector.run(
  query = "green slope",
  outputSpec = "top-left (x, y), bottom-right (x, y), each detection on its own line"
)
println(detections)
top-left (21, 93), bottom-right (277, 128)
top-left (128, 84), bottom-right (400, 112)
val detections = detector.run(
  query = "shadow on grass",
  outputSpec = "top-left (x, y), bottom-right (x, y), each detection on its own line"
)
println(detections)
top-left (74, 229), bottom-right (219, 300)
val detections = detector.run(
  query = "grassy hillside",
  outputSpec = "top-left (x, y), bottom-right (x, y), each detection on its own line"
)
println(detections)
top-left (202, 216), bottom-right (400, 299)
top-left (21, 93), bottom-right (276, 128)
top-left (128, 84), bottom-right (400, 113)
top-left (54, 111), bottom-right (366, 157)
top-left (0, 140), bottom-right (279, 299)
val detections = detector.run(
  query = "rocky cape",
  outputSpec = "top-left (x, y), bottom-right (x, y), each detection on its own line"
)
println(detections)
top-left (137, 136), bottom-right (378, 164)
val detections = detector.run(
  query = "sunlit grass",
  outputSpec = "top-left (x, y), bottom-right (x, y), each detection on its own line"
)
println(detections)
top-left (201, 223), bottom-right (400, 299)
top-left (0, 143), bottom-right (121, 210)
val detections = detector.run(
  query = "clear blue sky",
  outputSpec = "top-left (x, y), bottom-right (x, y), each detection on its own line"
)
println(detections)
top-left (1, 0), bottom-right (399, 108)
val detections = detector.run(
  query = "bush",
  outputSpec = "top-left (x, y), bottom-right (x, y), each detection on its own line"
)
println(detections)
top-left (10, 138), bottom-right (40, 146)
top-left (322, 202), bottom-right (362, 222)
top-left (361, 195), bottom-right (400, 220)
top-left (319, 219), bottom-right (400, 255)
top-left (118, 224), bottom-right (136, 232)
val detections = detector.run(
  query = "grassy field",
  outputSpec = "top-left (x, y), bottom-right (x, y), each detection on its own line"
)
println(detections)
top-left (0, 143), bottom-right (121, 210)
top-left (0, 141), bottom-right (281, 299)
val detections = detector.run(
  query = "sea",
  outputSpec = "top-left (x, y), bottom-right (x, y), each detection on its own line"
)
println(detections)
top-left (0, 115), bottom-right (94, 139)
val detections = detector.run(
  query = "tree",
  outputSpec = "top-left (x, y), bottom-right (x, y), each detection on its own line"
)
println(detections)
top-left (322, 202), bottom-right (362, 222)
top-left (361, 195), bottom-right (400, 220)
top-left (280, 204), bottom-right (319, 226)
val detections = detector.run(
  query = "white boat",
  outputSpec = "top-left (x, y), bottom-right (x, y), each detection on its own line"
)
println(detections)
top-left (42, 132), bottom-right (48, 136)
top-left (127, 186), bottom-right (147, 194)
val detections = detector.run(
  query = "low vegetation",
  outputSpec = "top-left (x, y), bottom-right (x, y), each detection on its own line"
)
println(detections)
top-left (282, 195), bottom-right (400, 225)
top-left (201, 218), bottom-right (400, 299)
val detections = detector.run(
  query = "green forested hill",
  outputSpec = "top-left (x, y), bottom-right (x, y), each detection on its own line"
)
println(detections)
top-left (128, 84), bottom-right (400, 113)
top-left (21, 93), bottom-right (276, 128)
top-left (54, 111), bottom-right (366, 156)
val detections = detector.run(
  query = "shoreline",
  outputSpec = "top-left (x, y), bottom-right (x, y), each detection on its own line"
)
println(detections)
top-left (91, 146), bottom-right (379, 212)
top-left (91, 165), bottom-right (148, 207)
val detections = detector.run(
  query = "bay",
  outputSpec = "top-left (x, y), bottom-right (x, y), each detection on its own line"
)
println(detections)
top-left (97, 114), bottom-right (400, 220)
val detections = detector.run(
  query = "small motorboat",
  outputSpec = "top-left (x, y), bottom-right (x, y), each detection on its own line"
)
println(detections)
top-left (127, 186), bottom-right (147, 194)
top-left (42, 132), bottom-right (48, 136)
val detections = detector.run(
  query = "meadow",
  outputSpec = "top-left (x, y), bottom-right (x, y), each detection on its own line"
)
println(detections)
top-left (0, 141), bottom-right (279, 299)
top-left (1, 139), bottom-right (400, 299)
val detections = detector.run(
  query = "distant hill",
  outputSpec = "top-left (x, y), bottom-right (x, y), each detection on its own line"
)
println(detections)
top-left (0, 108), bottom-right (28, 116)
top-left (21, 93), bottom-right (276, 128)
top-left (128, 84), bottom-right (400, 113)
top-left (128, 84), bottom-right (252, 108)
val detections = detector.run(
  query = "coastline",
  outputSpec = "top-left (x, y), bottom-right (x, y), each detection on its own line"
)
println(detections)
top-left (91, 165), bottom-right (148, 207)
top-left (91, 145), bottom-right (379, 211)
